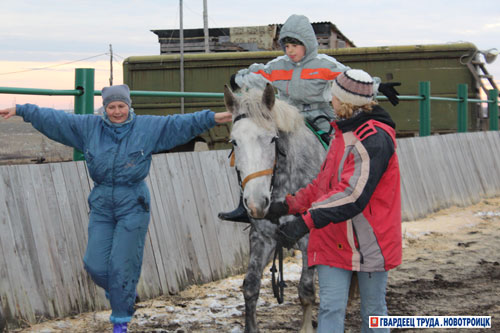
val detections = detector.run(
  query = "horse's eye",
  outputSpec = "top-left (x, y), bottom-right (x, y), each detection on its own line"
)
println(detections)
top-left (229, 139), bottom-right (238, 147)
top-left (271, 136), bottom-right (278, 144)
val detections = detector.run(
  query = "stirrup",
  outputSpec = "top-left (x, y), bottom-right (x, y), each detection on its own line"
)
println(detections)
top-left (218, 196), bottom-right (250, 223)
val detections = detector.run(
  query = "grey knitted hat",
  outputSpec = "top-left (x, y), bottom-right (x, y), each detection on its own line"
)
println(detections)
top-left (102, 84), bottom-right (132, 108)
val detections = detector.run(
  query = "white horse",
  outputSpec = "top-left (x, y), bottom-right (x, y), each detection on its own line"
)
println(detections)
top-left (224, 84), bottom-right (327, 333)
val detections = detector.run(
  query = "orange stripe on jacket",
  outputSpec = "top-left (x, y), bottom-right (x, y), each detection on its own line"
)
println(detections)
top-left (301, 68), bottom-right (342, 80)
top-left (254, 69), bottom-right (293, 81)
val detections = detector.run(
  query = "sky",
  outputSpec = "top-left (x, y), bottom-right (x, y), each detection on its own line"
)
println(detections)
top-left (0, 0), bottom-right (499, 109)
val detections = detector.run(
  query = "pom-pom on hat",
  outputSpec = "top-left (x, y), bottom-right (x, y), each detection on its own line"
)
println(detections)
top-left (331, 69), bottom-right (374, 106)
top-left (102, 84), bottom-right (132, 108)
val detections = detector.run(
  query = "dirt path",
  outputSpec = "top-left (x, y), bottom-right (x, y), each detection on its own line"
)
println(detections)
top-left (10, 198), bottom-right (500, 332)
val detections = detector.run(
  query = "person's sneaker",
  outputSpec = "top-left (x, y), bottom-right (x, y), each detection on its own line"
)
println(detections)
top-left (113, 322), bottom-right (127, 333)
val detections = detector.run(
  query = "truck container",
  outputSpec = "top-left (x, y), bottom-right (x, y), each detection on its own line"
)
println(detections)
top-left (123, 42), bottom-right (481, 149)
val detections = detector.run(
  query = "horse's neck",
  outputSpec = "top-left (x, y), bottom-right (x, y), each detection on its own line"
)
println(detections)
top-left (272, 128), bottom-right (325, 199)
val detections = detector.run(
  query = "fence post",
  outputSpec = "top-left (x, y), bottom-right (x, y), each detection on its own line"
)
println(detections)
top-left (488, 89), bottom-right (499, 131)
top-left (419, 81), bottom-right (431, 136)
top-left (457, 83), bottom-right (468, 132)
top-left (73, 68), bottom-right (95, 161)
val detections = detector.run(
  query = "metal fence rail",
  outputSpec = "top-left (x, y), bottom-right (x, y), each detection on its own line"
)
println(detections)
top-left (1, 67), bottom-right (499, 141)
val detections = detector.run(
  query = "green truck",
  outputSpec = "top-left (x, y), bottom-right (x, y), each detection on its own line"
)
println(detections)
top-left (123, 42), bottom-right (482, 150)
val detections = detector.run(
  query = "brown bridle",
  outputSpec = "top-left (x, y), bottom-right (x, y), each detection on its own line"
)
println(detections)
top-left (230, 151), bottom-right (276, 190)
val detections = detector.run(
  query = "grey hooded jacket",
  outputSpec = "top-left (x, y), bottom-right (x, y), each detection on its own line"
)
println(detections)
top-left (235, 15), bottom-right (349, 106)
top-left (234, 15), bottom-right (380, 133)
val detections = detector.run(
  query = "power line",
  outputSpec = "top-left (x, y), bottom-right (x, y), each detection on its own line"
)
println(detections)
top-left (183, 0), bottom-right (202, 17)
top-left (112, 53), bottom-right (126, 60)
top-left (0, 53), bottom-right (108, 76)
top-left (162, 1), bottom-right (181, 47)
top-left (178, 0), bottom-right (228, 38)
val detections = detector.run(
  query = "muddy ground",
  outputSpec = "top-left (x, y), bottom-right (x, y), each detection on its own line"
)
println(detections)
top-left (9, 198), bottom-right (500, 332)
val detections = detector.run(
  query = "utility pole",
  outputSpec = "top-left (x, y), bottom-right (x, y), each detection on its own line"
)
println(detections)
top-left (179, 0), bottom-right (185, 113)
top-left (203, 0), bottom-right (209, 53)
top-left (109, 44), bottom-right (113, 86)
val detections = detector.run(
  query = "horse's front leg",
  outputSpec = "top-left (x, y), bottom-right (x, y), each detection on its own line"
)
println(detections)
top-left (297, 236), bottom-right (316, 333)
top-left (243, 224), bottom-right (276, 333)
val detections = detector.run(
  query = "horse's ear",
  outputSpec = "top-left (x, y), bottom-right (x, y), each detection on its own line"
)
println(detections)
top-left (262, 83), bottom-right (275, 111)
top-left (224, 84), bottom-right (237, 113)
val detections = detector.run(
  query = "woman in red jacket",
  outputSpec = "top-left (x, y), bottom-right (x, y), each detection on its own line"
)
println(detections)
top-left (267, 69), bottom-right (402, 333)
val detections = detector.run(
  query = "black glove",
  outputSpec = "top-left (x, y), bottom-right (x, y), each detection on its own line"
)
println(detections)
top-left (275, 216), bottom-right (310, 249)
top-left (378, 82), bottom-right (401, 106)
top-left (229, 74), bottom-right (239, 91)
top-left (265, 200), bottom-right (289, 221)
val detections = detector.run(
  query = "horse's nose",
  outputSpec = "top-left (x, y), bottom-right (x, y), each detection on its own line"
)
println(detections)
top-left (246, 195), bottom-right (270, 219)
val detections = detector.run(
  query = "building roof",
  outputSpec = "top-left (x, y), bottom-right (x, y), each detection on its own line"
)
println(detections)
top-left (151, 21), bottom-right (356, 50)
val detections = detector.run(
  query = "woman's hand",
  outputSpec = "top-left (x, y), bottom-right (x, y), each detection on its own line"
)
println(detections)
top-left (0, 106), bottom-right (17, 120)
top-left (214, 111), bottom-right (232, 124)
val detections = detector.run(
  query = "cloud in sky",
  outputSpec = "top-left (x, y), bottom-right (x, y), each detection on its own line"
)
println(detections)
top-left (484, 21), bottom-right (500, 30)
top-left (0, 0), bottom-right (499, 108)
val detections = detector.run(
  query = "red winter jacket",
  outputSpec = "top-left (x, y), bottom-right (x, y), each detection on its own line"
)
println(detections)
top-left (286, 106), bottom-right (402, 272)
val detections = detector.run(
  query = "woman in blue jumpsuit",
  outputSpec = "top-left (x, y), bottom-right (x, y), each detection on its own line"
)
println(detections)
top-left (0, 84), bottom-right (232, 333)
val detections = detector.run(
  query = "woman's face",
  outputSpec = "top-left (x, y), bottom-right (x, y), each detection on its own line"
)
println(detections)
top-left (285, 43), bottom-right (306, 63)
top-left (105, 101), bottom-right (130, 123)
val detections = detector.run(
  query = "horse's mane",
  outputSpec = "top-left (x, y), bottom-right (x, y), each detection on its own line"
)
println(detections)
top-left (237, 88), bottom-right (305, 133)
top-left (233, 87), bottom-right (326, 206)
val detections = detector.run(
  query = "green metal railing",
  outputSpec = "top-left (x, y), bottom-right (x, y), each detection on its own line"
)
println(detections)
top-left (376, 81), bottom-right (499, 135)
top-left (0, 68), bottom-right (225, 161)
top-left (0, 68), bottom-right (499, 161)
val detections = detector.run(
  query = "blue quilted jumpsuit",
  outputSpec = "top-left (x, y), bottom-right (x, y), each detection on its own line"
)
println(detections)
top-left (16, 104), bottom-right (217, 323)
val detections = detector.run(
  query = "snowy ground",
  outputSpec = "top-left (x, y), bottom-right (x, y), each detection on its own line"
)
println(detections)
top-left (9, 197), bottom-right (500, 332)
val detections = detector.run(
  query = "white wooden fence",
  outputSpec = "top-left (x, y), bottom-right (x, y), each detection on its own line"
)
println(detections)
top-left (398, 131), bottom-right (500, 220)
top-left (0, 150), bottom-right (248, 327)
top-left (1, 131), bottom-right (499, 328)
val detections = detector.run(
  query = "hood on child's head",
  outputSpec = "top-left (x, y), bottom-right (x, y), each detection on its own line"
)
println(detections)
top-left (278, 14), bottom-right (318, 60)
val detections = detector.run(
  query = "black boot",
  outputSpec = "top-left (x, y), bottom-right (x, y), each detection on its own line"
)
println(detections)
top-left (218, 194), bottom-right (251, 223)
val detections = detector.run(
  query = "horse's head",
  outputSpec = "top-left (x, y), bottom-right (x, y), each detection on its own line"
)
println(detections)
top-left (225, 84), bottom-right (279, 219)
